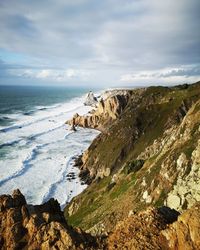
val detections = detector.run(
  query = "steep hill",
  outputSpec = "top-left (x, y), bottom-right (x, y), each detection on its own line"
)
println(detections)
top-left (64, 82), bottom-right (200, 236)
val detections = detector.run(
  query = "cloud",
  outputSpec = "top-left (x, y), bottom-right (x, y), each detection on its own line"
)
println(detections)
top-left (120, 65), bottom-right (200, 86)
top-left (0, 0), bottom-right (199, 86)
top-left (159, 66), bottom-right (200, 78)
top-left (6, 67), bottom-right (91, 83)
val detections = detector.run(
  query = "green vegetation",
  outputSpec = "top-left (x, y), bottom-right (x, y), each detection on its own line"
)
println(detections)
top-left (65, 172), bottom-right (137, 229)
top-left (65, 82), bottom-right (200, 232)
top-left (123, 159), bottom-right (145, 174)
top-left (109, 174), bottom-right (136, 199)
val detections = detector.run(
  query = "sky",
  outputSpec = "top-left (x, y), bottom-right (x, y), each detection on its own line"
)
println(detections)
top-left (0, 0), bottom-right (200, 87)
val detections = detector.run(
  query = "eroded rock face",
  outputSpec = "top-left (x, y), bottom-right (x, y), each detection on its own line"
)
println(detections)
top-left (161, 202), bottom-right (200, 250)
top-left (107, 206), bottom-right (180, 250)
top-left (66, 90), bottom-right (133, 131)
top-left (163, 101), bottom-right (200, 211)
top-left (1, 190), bottom-right (200, 249)
top-left (135, 99), bottom-right (200, 212)
top-left (65, 82), bottom-right (200, 235)
top-left (108, 204), bottom-right (200, 250)
top-left (0, 190), bottom-right (99, 250)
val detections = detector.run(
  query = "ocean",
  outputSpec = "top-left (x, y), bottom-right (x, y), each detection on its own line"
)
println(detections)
top-left (0, 85), bottom-right (100, 209)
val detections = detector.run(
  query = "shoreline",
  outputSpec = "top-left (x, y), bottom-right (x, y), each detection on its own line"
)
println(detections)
top-left (0, 90), bottom-right (100, 208)
top-left (1, 82), bottom-right (200, 249)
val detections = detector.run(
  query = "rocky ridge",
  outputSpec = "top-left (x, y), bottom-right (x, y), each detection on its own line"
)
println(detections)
top-left (108, 202), bottom-right (200, 250)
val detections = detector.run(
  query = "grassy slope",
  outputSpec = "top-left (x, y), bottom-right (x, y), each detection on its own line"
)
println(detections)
top-left (64, 82), bottom-right (200, 233)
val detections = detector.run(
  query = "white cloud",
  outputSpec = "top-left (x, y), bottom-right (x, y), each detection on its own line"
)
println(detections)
top-left (7, 68), bottom-right (91, 82)
top-left (120, 65), bottom-right (200, 86)
top-left (0, 0), bottom-right (199, 86)
top-left (37, 70), bottom-right (51, 79)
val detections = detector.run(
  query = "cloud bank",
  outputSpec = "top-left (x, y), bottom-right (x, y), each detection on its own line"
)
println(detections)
top-left (0, 0), bottom-right (199, 86)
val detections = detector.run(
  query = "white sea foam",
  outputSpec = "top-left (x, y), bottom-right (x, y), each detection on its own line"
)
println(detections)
top-left (0, 94), bottom-right (100, 208)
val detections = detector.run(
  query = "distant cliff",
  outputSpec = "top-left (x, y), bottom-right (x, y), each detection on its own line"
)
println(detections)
top-left (66, 89), bottom-right (144, 131)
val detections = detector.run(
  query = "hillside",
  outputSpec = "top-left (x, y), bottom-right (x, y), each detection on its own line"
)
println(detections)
top-left (64, 82), bottom-right (200, 236)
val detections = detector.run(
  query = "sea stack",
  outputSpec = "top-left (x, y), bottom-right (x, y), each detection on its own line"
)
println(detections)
top-left (84, 91), bottom-right (98, 107)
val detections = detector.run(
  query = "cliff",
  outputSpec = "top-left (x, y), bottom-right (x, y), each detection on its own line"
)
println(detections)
top-left (65, 82), bottom-right (200, 236)
top-left (1, 82), bottom-right (200, 249)
top-left (108, 202), bottom-right (200, 250)
top-left (66, 89), bottom-right (142, 131)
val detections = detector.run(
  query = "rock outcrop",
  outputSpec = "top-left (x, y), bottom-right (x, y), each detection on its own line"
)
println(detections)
top-left (66, 89), bottom-right (137, 131)
top-left (84, 91), bottom-right (98, 107)
top-left (107, 206), bottom-right (179, 250)
top-left (108, 203), bottom-right (200, 250)
top-left (161, 202), bottom-right (200, 250)
top-left (0, 189), bottom-right (100, 249)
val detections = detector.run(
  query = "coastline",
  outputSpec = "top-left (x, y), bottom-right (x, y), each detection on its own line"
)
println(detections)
top-left (0, 82), bottom-right (200, 249)
top-left (64, 81), bottom-right (200, 236)
top-left (0, 89), bottom-right (100, 208)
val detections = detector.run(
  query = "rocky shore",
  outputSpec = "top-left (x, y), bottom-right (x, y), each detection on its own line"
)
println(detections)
top-left (1, 82), bottom-right (200, 249)
top-left (66, 89), bottom-right (142, 131)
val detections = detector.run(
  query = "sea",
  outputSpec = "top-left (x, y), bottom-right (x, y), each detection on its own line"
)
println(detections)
top-left (0, 85), bottom-right (100, 209)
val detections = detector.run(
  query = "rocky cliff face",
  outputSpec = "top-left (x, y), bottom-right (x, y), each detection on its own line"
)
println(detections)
top-left (84, 91), bottom-right (98, 107)
top-left (66, 89), bottom-right (141, 131)
top-left (0, 189), bottom-right (101, 249)
top-left (65, 82), bottom-right (200, 236)
top-left (108, 202), bottom-right (200, 250)
top-left (161, 202), bottom-right (200, 250)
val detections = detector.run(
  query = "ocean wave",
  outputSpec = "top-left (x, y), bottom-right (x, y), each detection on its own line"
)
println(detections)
top-left (0, 139), bottom-right (23, 149)
top-left (25, 124), bottom-right (66, 144)
top-left (0, 122), bottom-right (74, 153)
top-left (41, 157), bottom-right (72, 203)
top-left (0, 91), bottom-right (99, 206)
top-left (0, 131), bottom-right (79, 187)
top-left (0, 116), bottom-right (11, 121)
top-left (0, 116), bottom-right (15, 128)
top-left (0, 144), bottom-right (42, 187)
top-left (0, 103), bottom-right (83, 134)
top-left (23, 110), bottom-right (35, 116)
